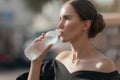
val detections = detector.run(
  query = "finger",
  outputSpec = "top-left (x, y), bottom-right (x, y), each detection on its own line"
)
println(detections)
top-left (34, 38), bottom-right (40, 42)
top-left (36, 44), bottom-right (54, 60)
top-left (44, 44), bottom-right (54, 52)
top-left (42, 44), bottom-right (54, 56)
top-left (47, 44), bottom-right (54, 49)
top-left (34, 33), bottom-right (45, 42)
top-left (40, 33), bottom-right (45, 37)
top-left (34, 37), bottom-right (42, 43)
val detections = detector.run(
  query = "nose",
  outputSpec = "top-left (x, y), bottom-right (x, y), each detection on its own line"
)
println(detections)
top-left (57, 20), bottom-right (64, 29)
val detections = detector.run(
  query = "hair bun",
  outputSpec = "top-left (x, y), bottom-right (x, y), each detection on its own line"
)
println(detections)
top-left (89, 13), bottom-right (105, 38)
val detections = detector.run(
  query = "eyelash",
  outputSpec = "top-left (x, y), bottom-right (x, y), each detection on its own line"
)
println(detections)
top-left (64, 17), bottom-right (70, 20)
top-left (59, 17), bottom-right (70, 21)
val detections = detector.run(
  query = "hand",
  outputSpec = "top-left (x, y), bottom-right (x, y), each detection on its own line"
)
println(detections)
top-left (33, 33), bottom-right (45, 43)
top-left (32, 33), bottom-right (53, 64)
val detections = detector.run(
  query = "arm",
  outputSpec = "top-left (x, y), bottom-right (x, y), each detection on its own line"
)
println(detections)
top-left (27, 33), bottom-right (53, 80)
top-left (28, 60), bottom-right (42, 80)
top-left (28, 44), bottom-right (53, 80)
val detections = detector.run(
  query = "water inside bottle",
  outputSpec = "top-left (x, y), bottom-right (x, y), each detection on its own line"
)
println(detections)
top-left (24, 29), bottom-right (59, 61)
top-left (45, 29), bottom-right (59, 45)
top-left (45, 35), bottom-right (58, 45)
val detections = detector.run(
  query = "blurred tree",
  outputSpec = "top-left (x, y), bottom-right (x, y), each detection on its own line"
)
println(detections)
top-left (24, 0), bottom-right (51, 12)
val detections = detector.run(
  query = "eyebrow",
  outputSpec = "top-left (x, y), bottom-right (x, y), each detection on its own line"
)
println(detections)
top-left (59, 14), bottom-right (72, 18)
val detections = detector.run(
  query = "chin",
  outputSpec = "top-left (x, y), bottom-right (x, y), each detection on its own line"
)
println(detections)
top-left (60, 37), bottom-right (69, 43)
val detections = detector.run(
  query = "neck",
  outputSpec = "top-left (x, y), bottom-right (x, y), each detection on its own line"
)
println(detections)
top-left (70, 36), bottom-right (95, 62)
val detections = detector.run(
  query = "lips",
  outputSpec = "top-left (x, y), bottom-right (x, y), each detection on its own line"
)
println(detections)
top-left (59, 32), bottom-right (62, 36)
top-left (58, 29), bottom-right (64, 36)
top-left (59, 31), bottom-right (63, 36)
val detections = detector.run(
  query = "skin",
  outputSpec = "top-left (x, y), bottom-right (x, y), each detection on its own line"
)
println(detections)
top-left (27, 33), bottom-right (53, 80)
top-left (56, 3), bottom-right (116, 73)
top-left (28, 3), bottom-right (117, 80)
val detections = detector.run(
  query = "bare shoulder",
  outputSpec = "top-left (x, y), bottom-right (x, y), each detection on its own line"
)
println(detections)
top-left (97, 56), bottom-right (117, 72)
top-left (55, 51), bottom-right (70, 61)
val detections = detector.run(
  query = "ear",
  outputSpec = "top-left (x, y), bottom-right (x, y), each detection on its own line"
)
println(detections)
top-left (82, 20), bottom-right (91, 31)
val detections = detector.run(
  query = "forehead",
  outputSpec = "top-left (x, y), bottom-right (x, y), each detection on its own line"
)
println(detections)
top-left (59, 4), bottom-right (77, 16)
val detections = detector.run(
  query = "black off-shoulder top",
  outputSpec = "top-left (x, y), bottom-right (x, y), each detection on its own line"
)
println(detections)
top-left (16, 60), bottom-right (120, 80)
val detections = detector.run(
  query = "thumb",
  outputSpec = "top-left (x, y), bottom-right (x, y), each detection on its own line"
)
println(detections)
top-left (34, 44), bottom-right (54, 62)
top-left (42, 44), bottom-right (54, 56)
top-left (44, 44), bottom-right (54, 52)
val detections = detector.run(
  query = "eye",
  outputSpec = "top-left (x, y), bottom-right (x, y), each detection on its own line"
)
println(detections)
top-left (58, 16), bottom-right (62, 22)
top-left (59, 15), bottom-right (71, 21)
top-left (64, 16), bottom-right (71, 20)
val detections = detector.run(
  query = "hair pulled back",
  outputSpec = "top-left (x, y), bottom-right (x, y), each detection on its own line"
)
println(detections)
top-left (66, 0), bottom-right (105, 38)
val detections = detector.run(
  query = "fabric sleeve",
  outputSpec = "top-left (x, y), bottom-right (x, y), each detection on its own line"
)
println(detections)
top-left (16, 60), bottom-right (55, 80)
top-left (16, 72), bottom-right (29, 80)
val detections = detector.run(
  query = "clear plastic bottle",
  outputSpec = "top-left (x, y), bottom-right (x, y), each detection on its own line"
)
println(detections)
top-left (24, 29), bottom-right (59, 61)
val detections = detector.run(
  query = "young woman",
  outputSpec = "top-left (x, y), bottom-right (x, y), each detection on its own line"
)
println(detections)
top-left (17, 0), bottom-right (120, 80)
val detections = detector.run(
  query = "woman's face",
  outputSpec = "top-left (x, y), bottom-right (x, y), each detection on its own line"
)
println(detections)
top-left (58, 3), bottom-right (87, 42)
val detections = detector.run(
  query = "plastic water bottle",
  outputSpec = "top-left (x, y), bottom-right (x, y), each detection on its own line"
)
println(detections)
top-left (24, 29), bottom-right (59, 61)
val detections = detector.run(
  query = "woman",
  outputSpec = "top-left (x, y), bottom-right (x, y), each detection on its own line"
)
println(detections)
top-left (17, 0), bottom-right (120, 80)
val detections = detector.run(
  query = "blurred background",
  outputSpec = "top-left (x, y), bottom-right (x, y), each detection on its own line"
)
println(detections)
top-left (0, 0), bottom-right (120, 80)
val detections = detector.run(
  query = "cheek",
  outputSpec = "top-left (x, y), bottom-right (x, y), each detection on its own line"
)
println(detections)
top-left (62, 21), bottom-right (83, 41)
top-left (65, 20), bottom-right (83, 35)
top-left (64, 20), bottom-right (78, 31)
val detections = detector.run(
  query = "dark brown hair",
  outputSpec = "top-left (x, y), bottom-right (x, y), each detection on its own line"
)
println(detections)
top-left (65, 0), bottom-right (105, 38)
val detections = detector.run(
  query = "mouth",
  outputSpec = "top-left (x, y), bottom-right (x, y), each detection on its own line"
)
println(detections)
top-left (59, 31), bottom-right (63, 36)
top-left (58, 29), bottom-right (64, 36)
top-left (59, 32), bottom-right (63, 36)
